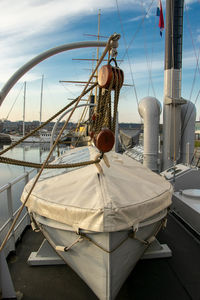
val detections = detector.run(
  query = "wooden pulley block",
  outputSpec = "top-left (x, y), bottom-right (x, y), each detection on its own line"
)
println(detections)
top-left (98, 60), bottom-right (124, 90)
top-left (98, 64), bottom-right (113, 89)
top-left (95, 128), bottom-right (115, 153)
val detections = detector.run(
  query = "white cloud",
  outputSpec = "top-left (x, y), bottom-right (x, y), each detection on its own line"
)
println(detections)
top-left (185, 0), bottom-right (199, 4)
top-left (128, 15), bottom-right (144, 22)
top-left (0, 0), bottom-right (145, 85)
top-left (0, 0), bottom-right (198, 122)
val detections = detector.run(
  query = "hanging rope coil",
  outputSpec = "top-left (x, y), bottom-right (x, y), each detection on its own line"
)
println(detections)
top-left (89, 58), bottom-right (123, 153)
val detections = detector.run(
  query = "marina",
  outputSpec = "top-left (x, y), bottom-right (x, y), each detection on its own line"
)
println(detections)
top-left (0, 0), bottom-right (200, 299)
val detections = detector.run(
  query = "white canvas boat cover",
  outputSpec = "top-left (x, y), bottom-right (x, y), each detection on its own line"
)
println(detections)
top-left (21, 146), bottom-right (172, 232)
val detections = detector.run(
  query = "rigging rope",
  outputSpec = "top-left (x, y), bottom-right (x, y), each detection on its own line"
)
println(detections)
top-left (0, 156), bottom-right (101, 169)
top-left (115, 0), bottom-right (156, 126)
top-left (5, 82), bottom-right (24, 120)
top-left (115, 0), bottom-right (140, 110)
top-left (189, 48), bottom-right (200, 101)
top-left (140, 0), bottom-right (156, 98)
top-left (178, 4), bottom-right (200, 148)
top-left (0, 83), bottom-right (97, 157)
top-left (0, 34), bottom-right (117, 252)
top-left (118, 0), bottom-right (156, 64)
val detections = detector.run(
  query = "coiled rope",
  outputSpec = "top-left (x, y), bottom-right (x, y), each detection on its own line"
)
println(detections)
top-left (91, 65), bottom-right (122, 137)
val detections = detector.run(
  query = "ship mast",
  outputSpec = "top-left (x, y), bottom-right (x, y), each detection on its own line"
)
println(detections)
top-left (22, 81), bottom-right (26, 137)
top-left (95, 9), bottom-right (101, 104)
top-left (39, 75), bottom-right (44, 126)
top-left (162, 0), bottom-right (185, 170)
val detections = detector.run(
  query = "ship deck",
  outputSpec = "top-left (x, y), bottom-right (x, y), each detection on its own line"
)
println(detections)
top-left (6, 212), bottom-right (200, 300)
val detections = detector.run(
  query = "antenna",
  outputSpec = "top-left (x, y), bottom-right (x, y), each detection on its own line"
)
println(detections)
top-left (23, 82), bottom-right (26, 137)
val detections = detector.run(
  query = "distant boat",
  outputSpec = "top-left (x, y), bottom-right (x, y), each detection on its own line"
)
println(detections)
top-left (9, 134), bottom-right (40, 143)
top-left (0, 133), bottom-right (11, 144)
top-left (39, 129), bottom-right (69, 143)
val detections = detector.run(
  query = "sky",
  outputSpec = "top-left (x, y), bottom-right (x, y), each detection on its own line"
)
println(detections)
top-left (0, 0), bottom-right (199, 124)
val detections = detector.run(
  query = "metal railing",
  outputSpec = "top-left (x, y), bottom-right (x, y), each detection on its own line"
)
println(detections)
top-left (0, 168), bottom-right (36, 257)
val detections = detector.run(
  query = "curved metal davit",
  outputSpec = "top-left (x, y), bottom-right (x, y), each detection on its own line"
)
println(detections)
top-left (50, 103), bottom-right (95, 148)
top-left (138, 96), bottom-right (161, 171)
top-left (0, 41), bottom-right (107, 106)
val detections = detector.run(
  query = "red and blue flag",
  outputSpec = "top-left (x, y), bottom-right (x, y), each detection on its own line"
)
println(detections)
top-left (156, 0), bottom-right (164, 36)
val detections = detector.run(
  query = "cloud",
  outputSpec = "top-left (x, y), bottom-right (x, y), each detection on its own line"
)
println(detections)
top-left (128, 15), bottom-right (144, 22)
top-left (185, 0), bottom-right (199, 4)
top-left (0, 0), bottom-right (198, 122)
top-left (0, 0), bottom-right (145, 85)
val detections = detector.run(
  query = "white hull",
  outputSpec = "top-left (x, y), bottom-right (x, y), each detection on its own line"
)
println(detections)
top-left (33, 209), bottom-right (167, 300)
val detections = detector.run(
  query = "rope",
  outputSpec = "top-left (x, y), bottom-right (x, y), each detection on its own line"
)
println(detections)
top-left (141, 0), bottom-right (156, 98)
top-left (0, 34), bottom-right (116, 252)
top-left (189, 48), bottom-right (200, 101)
top-left (129, 217), bottom-right (167, 245)
top-left (63, 236), bottom-right (83, 252)
top-left (117, 0), bottom-right (156, 65)
top-left (0, 156), bottom-right (101, 169)
top-left (179, 5), bottom-right (200, 145)
top-left (0, 83), bottom-right (97, 157)
top-left (115, 0), bottom-right (156, 126)
top-left (53, 217), bottom-right (167, 254)
top-left (5, 82), bottom-right (24, 120)
top-left (79, 232), bottom-right (129, 254)
top-left (91, 64), bottom-right (122, 139)
top-left (112, 68), bottom-right (120, 132)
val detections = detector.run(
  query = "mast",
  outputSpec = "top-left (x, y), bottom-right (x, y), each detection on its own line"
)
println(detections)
top-left (162, 0), bottom-right (185, 170)
top-left (95, 9), bottom-right (101, 104)
top-left (39, 75), bottom-right (44, 126)
top-left (22, 81), bottom-right (26, 137)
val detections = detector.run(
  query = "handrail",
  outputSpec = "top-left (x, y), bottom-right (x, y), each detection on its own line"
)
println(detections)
top-left (0, 168), bottom-right (35, 193)
top-left (0, 168), bottom-right (36, 256)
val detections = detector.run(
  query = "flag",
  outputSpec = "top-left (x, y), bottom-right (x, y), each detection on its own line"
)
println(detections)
top-left (156, 2), bottom-right (160, 16)
top-left (157, 0), bottom-right (164, 36)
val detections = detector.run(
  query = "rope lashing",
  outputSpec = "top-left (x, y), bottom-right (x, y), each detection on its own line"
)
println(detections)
top-left (51, 218), bottom-right (167, 254)
top-left (129, 218), bottom-right (167, 245)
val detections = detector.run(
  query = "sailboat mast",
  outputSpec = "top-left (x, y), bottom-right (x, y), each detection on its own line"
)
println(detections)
top-left (40, 75), bottom-right (44, 126)
top-left (95, 9), bottom-right (101, 104)
top-left (23, 81), bottom-right (26, 137)
top-left (162, 0), bottom-right (185, 170)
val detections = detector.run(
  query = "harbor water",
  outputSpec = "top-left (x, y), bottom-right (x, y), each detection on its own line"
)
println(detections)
top-left (0, 142), bottom-right (67, 228)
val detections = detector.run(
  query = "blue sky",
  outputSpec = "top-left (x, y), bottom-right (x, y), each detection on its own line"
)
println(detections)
top-left (0, 0), bottom-right (199, 123)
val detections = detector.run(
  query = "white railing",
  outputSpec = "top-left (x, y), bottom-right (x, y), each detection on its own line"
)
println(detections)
top-left (0, 168), bottom-right (36, 257)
